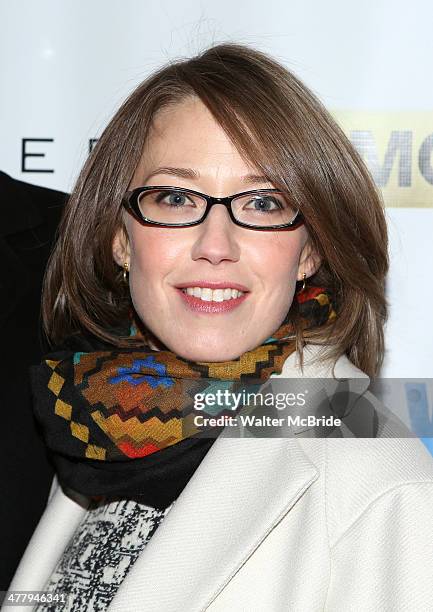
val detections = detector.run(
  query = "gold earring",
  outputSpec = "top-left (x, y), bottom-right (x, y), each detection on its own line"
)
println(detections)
top-left (123, 262), bottom-right (129, 283)
top-left (297, 273), bottom-right (306, 294)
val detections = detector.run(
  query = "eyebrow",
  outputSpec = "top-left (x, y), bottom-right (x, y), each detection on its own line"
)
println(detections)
top-left (143, 166), bottom-right (271, 186)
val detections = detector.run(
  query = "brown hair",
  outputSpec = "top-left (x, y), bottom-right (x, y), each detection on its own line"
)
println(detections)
top-left (42, 42), bottom-right (389, 377)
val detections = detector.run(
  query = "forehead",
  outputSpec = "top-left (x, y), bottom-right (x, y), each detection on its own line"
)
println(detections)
top-left (135, 98), bottom-right (259, 180)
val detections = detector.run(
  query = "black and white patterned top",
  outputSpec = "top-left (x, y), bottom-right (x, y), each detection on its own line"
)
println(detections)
top-left (35, 497), bottom-right (174, 612)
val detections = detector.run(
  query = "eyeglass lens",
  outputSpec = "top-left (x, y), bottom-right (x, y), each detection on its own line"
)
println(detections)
top-left (137, 188), bottom-right (298, 227)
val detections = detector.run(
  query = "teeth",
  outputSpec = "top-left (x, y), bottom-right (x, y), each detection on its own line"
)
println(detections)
top-left (181, 287), bottom-right (245, 302)
top-left (200, 288), bottom-right (212, 301)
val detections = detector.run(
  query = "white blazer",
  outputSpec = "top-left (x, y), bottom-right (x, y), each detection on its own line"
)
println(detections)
top-left (7, 345), bottom-right (433, 612)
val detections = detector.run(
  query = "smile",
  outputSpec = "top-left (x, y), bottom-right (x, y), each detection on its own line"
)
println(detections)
top-left (175, 286), bottom-right (249, 314)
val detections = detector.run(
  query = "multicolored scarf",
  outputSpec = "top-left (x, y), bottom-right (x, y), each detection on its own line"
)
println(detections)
top-left (31, 285), bottom-right (336, 508)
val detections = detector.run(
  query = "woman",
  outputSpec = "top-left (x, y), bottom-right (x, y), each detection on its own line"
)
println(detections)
top-left (7, 43), bottom-right (433, 612)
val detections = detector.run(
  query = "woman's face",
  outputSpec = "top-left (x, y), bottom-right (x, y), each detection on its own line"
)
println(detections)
top-left (113, 97), bottom-right (320, 361)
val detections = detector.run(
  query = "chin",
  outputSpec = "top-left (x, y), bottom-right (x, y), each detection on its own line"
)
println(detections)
top-left (186, 352), bottom-right (240, 362)
top-left (176, 342), bottom-right (253, 363)
top-left (157, 330), bottom-right (260, 362)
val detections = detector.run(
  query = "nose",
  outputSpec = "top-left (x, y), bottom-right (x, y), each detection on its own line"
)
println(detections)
top-left (190, 203), bottom-right (241, 265)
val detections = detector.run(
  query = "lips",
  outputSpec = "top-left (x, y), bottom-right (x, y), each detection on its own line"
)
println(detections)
top-left (175, 287), bottom-right (249, 314)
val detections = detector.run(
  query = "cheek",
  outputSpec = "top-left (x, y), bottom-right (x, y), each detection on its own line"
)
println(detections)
top-left (249, 231), bottom-right (304, 288)
top-left (127, 226), bottom-right (183, 292)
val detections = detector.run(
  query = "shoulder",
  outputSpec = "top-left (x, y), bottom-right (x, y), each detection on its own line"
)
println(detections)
top-left (282, 344), bottom-right (433, 544)
top-left (297, 434), bottom-right (433, 549)
top-left (319, 437), bottom-right (433, 546)
top-left (0, 171), bottom-right (68, 209)
top-left (0, 171), bottom-right (67, 236)
top-left (322, 444), bottom-right (433, 610)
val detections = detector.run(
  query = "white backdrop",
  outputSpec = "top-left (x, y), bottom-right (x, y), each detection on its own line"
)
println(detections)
top-left (1, 0), bottom-right (432, 384)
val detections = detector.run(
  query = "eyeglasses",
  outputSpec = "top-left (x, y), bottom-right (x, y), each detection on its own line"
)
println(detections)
top-left (122, 186), bottom-right (304, 231)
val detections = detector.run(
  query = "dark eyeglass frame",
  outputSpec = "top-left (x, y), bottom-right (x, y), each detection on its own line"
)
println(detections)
top-left (122, 186), bottom-right (305, 231)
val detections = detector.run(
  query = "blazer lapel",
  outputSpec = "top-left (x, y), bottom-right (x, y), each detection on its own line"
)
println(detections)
top-left (109, 435), bottom-right (318, 612)
top-left (8, 483), bottom-right (88, 595)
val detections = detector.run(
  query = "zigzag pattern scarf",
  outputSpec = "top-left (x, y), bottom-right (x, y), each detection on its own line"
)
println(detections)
top-left (31, 285), bottom-right (336, 508)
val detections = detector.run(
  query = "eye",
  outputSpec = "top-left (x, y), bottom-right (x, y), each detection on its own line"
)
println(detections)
top-left (155, 190), bottom-right (196, 207)
top-left (244, 195), bottom-right (283, 212)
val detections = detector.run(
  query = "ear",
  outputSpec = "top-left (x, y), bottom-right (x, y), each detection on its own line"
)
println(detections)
top-left (112, 227), bottom-right (130, 267)
top-left (297, 238), bottom-right (321, 281)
